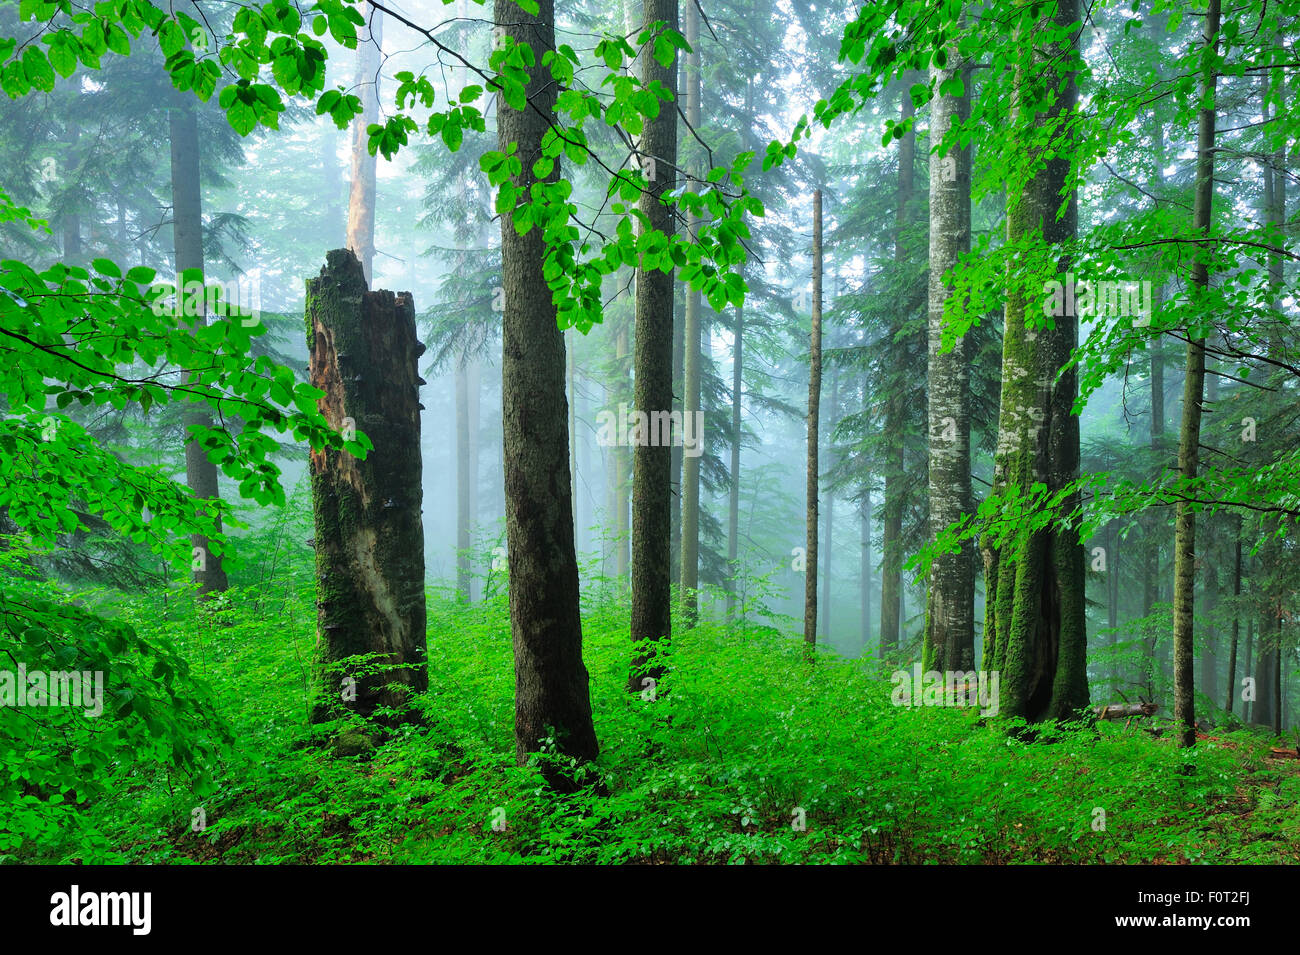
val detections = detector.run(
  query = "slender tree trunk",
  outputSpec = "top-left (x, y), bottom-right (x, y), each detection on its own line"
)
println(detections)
top-left (726, 302), bottom-right (743, 618)
top-left (821, 362), bottom-right (839, 640)
top-left (861, 491), bottom-right (872, 655)
top-left (494, 0), bottom-right (598, 786)
top-left (1224, 525), bottom-right (1242, 714)
top-left (678, 0), bottom-right (702, 625)
top-left (346, 10), bottom-right (382, 284)
top-left (981, 0), bottom-right (1088, 722)
top-left (614, 322), bottom-right (631, 584)
top-left (455, 361), bottom-right (471, 600)
top-left (923, 48), bottom-right (974, 673)
top-left (879, 75), bottom-right (916, 656)
top-left (629, 0), bottom-right (679, 687)
top-left (803, 190), bottom-right (824, 655)
top-left (169, 89), bottom-right (229, 596)
top-left (1172, 0), bottom-right (1220, 748)
top-left (306, 249), bottom-right (427, 725)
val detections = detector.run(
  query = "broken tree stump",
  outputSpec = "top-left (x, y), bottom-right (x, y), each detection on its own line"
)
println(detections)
top-left (306, 248), bottom-right (427, 725)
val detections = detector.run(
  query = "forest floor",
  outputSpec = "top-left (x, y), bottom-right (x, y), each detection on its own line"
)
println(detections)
top-left (38, 583), bottom-right (1300, 864)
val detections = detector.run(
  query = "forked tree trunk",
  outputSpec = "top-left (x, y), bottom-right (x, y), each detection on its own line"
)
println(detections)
top-left (306, 249), bottom-right (427, 724)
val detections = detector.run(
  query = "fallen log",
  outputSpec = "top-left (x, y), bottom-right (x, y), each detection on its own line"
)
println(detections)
top-left (1097, 702), bottom-right (1158, 720)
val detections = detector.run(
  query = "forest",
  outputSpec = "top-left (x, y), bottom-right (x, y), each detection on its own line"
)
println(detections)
top-left (0, 0), bottom-right (1298, 874)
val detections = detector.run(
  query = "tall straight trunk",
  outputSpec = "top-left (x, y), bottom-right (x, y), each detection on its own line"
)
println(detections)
top-left (1199, 372), bottom-right (1219, 701)
top-left (726, 302), bottom-right (743, 618)
top-left (1274, 619), bottom-right (1283, 735)
top-left (981, 0), bottom-right (1088, 722)
top-left (1223, 524), bottom-right (1242, 713)
top-left (346, 10), bottom-right (382, 284)
top-left (1172, 0), bottom-right (1220, 748)
top-left (678, 0), bottom-right (702, 625)
top-left (804, 190), bottom-right (824, 655)
top-left (821, 362), bottom-right (839, 640)
top-left (1243, 616), bottom-right (1254, 723)
top-left (306, 249), bottom-right (427, 724)
top-left (455, 361), bottom-right (471, 600)
top-left (494, 0), bottom-right (598, 786)
top-left (1254, 611), bottom-right (1277, 727)
top-left (568, 330), bottom-right (578, 532)
top-left (879, 74), bottom-right (916, 655)
top-left (169, 89), bottom-right (229, 596)
top-left (609, 319), bottom-right (631, 583)
top-left (861, 491), bottom-right (872, 654)
top-left (629, 0), bottom-right (679, 686)
top-left (923, 49), bottom-right (974, 673)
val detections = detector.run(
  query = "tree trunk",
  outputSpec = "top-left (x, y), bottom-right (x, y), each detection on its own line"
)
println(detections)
top-left (629, 0), bottom-right (679, 686)
top-left (169, 89), bottom-right (229, 597)
top-left (1172, 0), bottom-right (1220, 748)
top-left (346, 10), bottom-right (382, 284)
top-left (879, 74), bottom-right (916, 656)
top-left (821, 362), bottom-right (839, 641)
top-left (1223, 525), bottom-right (1242, 714)
top-left (981, 0), bottom-right (1088, 722)
top-left (678, 0), bottom-right (702, 626)
top-left (861, 491), bottom-right (872, 655)
top-left (306, 249), bottom-right (427, 725)
top-left (455, 359), bottom-right (471, 601)
top-left (804, 190), bottom-right (823, 655)
top-left (923, 48), bottom-right (974, 673)
top-left (494, 0), bottom-right (599, 785)
top-left (726, 302), bottom-right (743, 618)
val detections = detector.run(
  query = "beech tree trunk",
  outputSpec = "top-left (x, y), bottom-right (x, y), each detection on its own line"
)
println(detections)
top-left (495, 0), bottom-right (599, 785)
top-left (306, 249), bottom-right (427, 725)
top-left (923, 47), bottom-right (974, 673)
top-left (169, 89), bottom-right (229, 597)
top-left (981, 0), bottom-right (1088, 722)
top-left (726, 301), bottom-right (743, 618)
top-left (804, 190), bottom-right (823, 655)
top-left (1172, 0), bottom-right (1220, 748)
top-left (629, 0), bottom-right (679, 687)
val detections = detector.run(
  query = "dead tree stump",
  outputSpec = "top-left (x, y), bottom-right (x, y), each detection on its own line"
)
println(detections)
top-left (306, 248), bottom-right (427, 725)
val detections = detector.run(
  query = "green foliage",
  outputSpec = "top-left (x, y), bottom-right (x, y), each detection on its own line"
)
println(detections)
top-left (20, 563), bottom-right (1294, 864)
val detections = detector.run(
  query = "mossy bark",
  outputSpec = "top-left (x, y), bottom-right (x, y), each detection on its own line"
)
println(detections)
top-left (495, 0), bottom-right (599, 787)
top-left (982, 0), bottom-right (1088, 722)
top-left (306, 249), bottom-right (427, 725)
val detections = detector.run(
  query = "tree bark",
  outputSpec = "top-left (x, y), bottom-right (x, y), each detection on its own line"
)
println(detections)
top-left (306, 249), bottom-right (427, 725)
top-left (726, 301), bottom-right (743, 618)
top-left (923, 48), bottom-right (974, 673)
top-left (1223, 525), bottom-right (1242, 714)
top-left (494, 0), bottom-right (599, 785)
top-left (346, 9), bottom-right (382, 284)
top-left (629, 0), bottom-right (679, 687)
top-left (1172, 0), bottom-right (1220, 748)
top-left (678, 0), bottom-right (702, 626)
top-left (981, 0), bottom-right (1088, 722)
top-left (879, 74), bottom-right (916, 655)
top-left (169, 89), bottom-right (229, 597)
top-left (804, 190), bottom-right (823, 655)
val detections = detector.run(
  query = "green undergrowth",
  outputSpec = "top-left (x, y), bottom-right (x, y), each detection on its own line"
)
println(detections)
top-left (14, 581), bottom-right (1300, 865)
